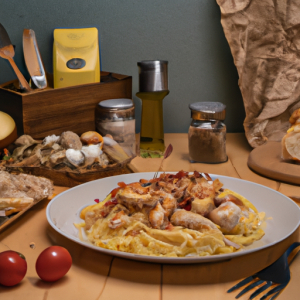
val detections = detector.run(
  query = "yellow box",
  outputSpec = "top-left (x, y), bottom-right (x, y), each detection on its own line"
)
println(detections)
top-left (53, 27), bottom-right (100, 88)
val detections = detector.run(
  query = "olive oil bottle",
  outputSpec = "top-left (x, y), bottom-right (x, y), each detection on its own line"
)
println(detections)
top-left (137, 90), bottom-right (169, 153)
top-left (137, 60), bottom-right (169, 155)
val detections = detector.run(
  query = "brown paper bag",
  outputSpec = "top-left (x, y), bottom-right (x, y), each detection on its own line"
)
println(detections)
top-left (216, 0), bottom-right (300, 147)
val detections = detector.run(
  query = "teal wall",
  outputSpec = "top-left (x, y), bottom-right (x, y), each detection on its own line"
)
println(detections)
top-left (0, 0), bottom-right (245, 133)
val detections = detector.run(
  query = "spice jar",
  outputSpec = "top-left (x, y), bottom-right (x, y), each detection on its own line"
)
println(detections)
top-left (188, 102), bottom-right (227, 163)
top-left (95, 98), bottom-right (136, 155)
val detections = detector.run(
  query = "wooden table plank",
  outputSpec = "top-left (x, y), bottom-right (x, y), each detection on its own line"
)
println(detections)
top-left (100, 258), bottom-right (161, 300)
top-left (226, 133), bottom-right (279, 190)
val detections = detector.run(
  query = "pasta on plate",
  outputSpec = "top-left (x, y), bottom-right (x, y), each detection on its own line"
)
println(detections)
top-left (76, 171), bottom-right (265, 257)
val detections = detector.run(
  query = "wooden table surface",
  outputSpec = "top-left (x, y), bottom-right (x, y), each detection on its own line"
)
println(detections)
top-left (1, 133), bottom-right (300, 300)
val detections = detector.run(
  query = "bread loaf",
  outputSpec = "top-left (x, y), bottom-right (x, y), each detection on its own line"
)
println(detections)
top-left (282, 109), bottom-right (300, 161)
top-left (0, 111), bottom-right (17, 149)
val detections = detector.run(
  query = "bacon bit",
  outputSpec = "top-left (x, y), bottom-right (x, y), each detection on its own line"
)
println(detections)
top-left (149, 178), bottom-right (160, 183)
top-left (140, 179), bottom-right (149, 184)
top-left (111, 210), bottom-right (125, 221)
top-left (110, 187), bottom-right (121, 197)
top-left (204, 173), bottom-right (212, 181)
top-left (118, 182), bottom-right (127, 188)
top-left (178, 196), bottom-right (193, 208)
top-left (104, 199), bottom-right (118, 206)
top-left (173, 170), bottom-right (189, 179)
top-left (4, 148), bottom-right (9, 155)
top-left (165, 223), bottom-right (174, 231)
top-left (183, 204), bottom-right (191, 211)
top-left (94, 199), bottom-right (100, 203)
top-left (101, 211), bottom-right (109, 217)
top-left (193, 171), bottom-right (203, 178)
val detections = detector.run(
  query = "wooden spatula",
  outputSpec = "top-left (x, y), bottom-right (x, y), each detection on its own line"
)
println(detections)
top-left (0, 23), bottom-right (31, 92)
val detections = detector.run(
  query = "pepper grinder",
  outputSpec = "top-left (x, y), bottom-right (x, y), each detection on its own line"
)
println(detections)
top-left (136, 60), bottom-right (169, 154)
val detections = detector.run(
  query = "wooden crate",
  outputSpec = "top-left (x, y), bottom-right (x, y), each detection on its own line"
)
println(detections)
top-left (0, 72), bottom-right (132, 139)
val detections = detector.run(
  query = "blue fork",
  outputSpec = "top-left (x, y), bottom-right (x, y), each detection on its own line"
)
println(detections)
top-left (227, 242), bottom-right (300, 299)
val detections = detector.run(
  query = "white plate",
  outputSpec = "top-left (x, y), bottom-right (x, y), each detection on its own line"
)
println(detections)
top-left (46, 172), bottom-right (300, 264)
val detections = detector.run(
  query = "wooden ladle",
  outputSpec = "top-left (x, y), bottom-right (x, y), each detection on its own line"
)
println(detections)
top-left (0, 23), bottom-right (31, 92)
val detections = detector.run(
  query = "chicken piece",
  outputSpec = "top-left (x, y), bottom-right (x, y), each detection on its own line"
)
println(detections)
top-left (127, 182), bottom-right (149, 195)
top-left (175, 177), bottom-right (191, 189)
top-left (161, 194), bottom-right (177, 217)
top-left (149, 202), bottom-right (166, 229)
top-left (109, 211), bottom-right (128, 229)
top-left (214, 193), bottom-right (244, 207)
top-left (117, 183), bottom-right (155, 212)
top-left (187, 177), bottom-right (214, 199)
top-left (172, 186), bottom-right (186, 201)
top-left (191, 197), bottom-right (215, 217)
top-left (170, 209), bottom-right (219, 232)
top-left (155, 181), bottom-right (175, 193)
top-left (207, 201), bottom-right (241, 232)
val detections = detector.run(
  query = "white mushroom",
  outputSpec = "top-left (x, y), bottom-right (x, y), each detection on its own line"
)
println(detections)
top-left (81, 144), bottom-right (102, 159)
top-left (66, 149), bottom-right (84, 166)
top-left (43, 134), bottom-right (60, 146)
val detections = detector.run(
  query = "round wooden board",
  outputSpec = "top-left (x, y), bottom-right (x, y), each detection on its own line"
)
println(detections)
top-left (248, 141), bottom-right (300, 185)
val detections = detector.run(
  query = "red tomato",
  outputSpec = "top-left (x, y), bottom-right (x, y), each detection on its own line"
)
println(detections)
top-left (36, 246), bottom-right (72, 282)
top-left (0, 251), bottom-right (27, 286)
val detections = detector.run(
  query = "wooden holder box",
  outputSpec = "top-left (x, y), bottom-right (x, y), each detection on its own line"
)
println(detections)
top-left (0, 71), bottom-right (132, 139)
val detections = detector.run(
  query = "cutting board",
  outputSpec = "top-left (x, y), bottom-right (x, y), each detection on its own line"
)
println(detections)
top-left (248, 141), bottom-right (300, 185)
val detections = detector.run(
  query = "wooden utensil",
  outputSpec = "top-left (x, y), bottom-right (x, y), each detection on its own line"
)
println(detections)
top-left (0, 23), bottom-right (31, 92)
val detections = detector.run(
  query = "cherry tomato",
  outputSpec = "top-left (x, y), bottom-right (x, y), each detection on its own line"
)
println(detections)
top-left (0, 250), bottom-right (27, 286)
top-left (36, 246), bottom-right (72, 282)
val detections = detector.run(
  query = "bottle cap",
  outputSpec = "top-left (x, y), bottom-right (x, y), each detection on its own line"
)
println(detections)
top-left (137, 60), bottom-right (168, 92)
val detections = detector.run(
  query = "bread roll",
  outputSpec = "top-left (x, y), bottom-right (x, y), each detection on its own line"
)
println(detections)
top-left (282, 108), bottom-right (300, 161)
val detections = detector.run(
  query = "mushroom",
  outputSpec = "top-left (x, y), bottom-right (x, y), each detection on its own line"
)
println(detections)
top-left (60, 131), bottom-right (82, 150)
top-left (80, 131), bottom-right (103, 147)
top-left (66, 149), bottom-right (84, 167)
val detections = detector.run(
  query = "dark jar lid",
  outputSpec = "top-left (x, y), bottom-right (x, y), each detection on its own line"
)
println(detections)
top-left (189, 102), bottom-right (226, 121)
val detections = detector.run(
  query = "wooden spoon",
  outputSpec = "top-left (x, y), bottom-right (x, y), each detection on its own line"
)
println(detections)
top-left (0, 23), bottom-right (31, 92)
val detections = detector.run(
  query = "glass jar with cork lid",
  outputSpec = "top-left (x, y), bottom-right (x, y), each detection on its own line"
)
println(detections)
top-left (188, 102), bottom-right (227, 163)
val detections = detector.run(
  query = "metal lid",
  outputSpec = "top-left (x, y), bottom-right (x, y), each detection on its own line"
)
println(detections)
top-left (137, 60), bottom-right (168, 92)
top-left (189, 102), bottom-right (226, 121)
top-left (98, 98), bottom-right (133, 110)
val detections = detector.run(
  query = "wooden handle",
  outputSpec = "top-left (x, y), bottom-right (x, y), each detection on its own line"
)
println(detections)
top-left (7, 57), bottom-right (32, 92)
